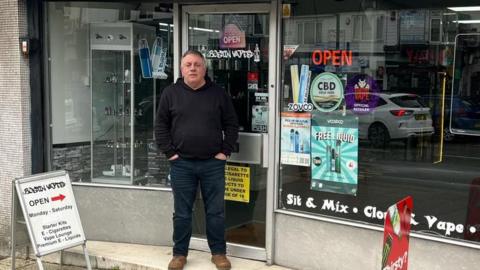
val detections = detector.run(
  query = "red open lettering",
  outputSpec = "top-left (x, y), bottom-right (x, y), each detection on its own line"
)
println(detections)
top-left (312, 50), bottom-right (352, 66)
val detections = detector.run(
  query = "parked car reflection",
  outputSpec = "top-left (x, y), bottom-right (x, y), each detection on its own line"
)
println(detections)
top-left (347, 93), bottom-right (434, 147)
top-left (422, 95), bottom-right (480, 141)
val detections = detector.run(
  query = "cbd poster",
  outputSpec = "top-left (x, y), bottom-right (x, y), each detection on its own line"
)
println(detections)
top-left (311, 113), bottom-right (358, 195)
top-left (381, 196), bottom-right (413, 270)
top-left (281, 112), bottom-right (311, 167)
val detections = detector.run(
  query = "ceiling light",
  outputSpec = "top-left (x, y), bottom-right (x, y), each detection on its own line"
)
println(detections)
top-left (453, 20), bottom-right (480, 24)
top-left (448, 6), bottom-right (480, 12)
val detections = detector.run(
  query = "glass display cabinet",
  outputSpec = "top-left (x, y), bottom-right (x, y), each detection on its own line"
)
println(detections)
top-left (90, 23), bottom-right (155, 185)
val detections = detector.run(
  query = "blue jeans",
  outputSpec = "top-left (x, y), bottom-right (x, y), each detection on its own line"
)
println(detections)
top-left (169, 157), bottom-right (227, 256)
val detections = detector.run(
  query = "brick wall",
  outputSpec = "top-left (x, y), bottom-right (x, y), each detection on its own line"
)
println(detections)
top-left (0, 0), bottom-right (30, 256)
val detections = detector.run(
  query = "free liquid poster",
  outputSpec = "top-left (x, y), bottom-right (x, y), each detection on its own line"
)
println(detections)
top-left (310, 112), bottom-right (358, 195)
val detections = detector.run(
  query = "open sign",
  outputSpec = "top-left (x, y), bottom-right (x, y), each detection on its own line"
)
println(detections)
top-left (220, 23), bottom-right (246, 49)
top-left (224, 35), bottom-right (241, 45)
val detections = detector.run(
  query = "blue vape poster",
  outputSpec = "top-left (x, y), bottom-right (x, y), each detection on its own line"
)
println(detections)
top-left (311, 112), bottom-right (358, 196)
top-left (280, 112), bottom-right (311, 167)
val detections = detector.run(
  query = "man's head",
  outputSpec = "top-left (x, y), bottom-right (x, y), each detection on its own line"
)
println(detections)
top-left (181, 50), bottom-right (207, 90)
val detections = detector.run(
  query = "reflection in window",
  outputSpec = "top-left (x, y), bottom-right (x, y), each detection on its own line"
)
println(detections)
top-left (280, 0), bottom-right (480, 245)
top-left (304, 21), bottom-right (315, 44)
top-left (316, 22), bottom-right (322, 44)
top-left (297, 23), bottom-right (304, 44)
top-left (376, 15), bottom-right (384, 41)
top-left (362, 15), bottom-right (372, 40)
top-left (430, 18), bottom-right (441, 42)
top-left (353, 15), bottom-right (361, 40)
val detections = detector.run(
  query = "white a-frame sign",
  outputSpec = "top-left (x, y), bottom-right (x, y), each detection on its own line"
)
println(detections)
top-left (12, 171), bottom-right (92, 270)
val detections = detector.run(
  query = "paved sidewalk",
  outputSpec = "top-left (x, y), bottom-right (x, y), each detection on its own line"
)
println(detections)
top-left (2, 241), bottom-right (292, 270)
top-left (0, 257), bottom-right (89, 270)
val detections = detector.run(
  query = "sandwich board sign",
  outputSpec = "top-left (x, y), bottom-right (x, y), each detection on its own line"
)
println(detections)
top-left (13, 171), bottom-right (91, 270)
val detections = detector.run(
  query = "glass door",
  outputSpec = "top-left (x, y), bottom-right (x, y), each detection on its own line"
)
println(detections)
top-left (181, 3), bottom-right (275, 261)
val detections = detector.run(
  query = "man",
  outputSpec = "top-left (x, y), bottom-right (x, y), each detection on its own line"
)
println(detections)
top-left (155, 50), bottom-right (239, 270)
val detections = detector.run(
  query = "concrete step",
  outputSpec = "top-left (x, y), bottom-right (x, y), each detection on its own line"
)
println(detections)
top-left (32, 241), bottom-right (292, 270)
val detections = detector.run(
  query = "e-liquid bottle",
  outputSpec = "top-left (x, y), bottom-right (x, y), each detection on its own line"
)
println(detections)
top-left (330, 147), bottom-right (336, 172)
top-left (326, 145), bottom-right (331, 168)
top-left (294, 131), bottom-right (300, 153)
top-left (151, 37), bottom-right (167, 79)
top-left (289, 129), bottom-right (295, 152)
top-left (335, 140), bottom-right (342, 173)
top-left (138, 39), bottom-right (152, 78)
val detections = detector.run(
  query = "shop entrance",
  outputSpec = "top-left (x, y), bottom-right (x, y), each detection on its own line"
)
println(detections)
top-left (181, 3), bottom-right (276, 261)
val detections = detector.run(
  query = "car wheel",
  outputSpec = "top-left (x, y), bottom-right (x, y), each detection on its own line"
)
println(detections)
top-left (368, 123), bottom-right (390, 148)
top-left (443, 127), bottom-right (455, 142)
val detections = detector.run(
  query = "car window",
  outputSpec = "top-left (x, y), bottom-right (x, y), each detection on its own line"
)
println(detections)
top-left (390, 95), bottom-right (425, 108)
top-left (377, 97), bottom-right (387, 107)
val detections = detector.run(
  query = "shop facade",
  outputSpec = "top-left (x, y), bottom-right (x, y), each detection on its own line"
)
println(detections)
top-left (1, 0), bottom-right (480, 269)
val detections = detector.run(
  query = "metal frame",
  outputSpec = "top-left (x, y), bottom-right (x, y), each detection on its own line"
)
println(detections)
top-left (450, 33), bottom-right (480, 137)
top-left (43, 3), bottom-right (52, 172)
top-left (11, 171), bottom-right (92, 270)
top-left (180, 2), bottom-right (276, 263)
top-left (267, 0), bottom-right (280, 264)
top-left (173, 3), bottom-right (181, 81)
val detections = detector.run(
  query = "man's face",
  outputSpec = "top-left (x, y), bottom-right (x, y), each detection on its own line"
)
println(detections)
top-left (181, 54), bottom-right (206, 87)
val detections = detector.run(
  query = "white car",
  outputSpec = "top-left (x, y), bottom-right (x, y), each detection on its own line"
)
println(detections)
top-left (352, 93), bottom-right (435, 147)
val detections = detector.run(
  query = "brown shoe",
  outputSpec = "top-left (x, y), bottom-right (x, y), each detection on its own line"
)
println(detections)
top-left (211, 254), bottom-right (231, 270)
top-left (168, 255), bottom-right (187, 270)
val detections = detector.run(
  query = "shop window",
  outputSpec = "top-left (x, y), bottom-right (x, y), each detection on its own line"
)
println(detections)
top-left (295, 20), bottom-right (326, 45)
top-left (304, 21), bottom-right (315, 44)
top-left (46, 1), bottom-right (174, 187)
top-left (353, 16), bottom-right (361, 40)
top-left (353, 14), bottom-right (384, 41)
top-left (315, 22), bottom-right (323, 44)
top-left (280, 0), bottom-right (480, 246)
top-left (362, 15), bottom-right (373, 40)
top-left (430, 18), bottom-right (441, 42)
top-left (376, 15), bottom-right (384, 41)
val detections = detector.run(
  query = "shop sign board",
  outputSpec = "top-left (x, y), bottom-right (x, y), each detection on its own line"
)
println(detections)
top-left (311, 113), bottom-right (358, 195)
top-left (381, 196), bottom-right (413, 270)
top-left (15, 171), bottom-right (86, 256)
top-left (225, 165), bottom-right (250, 203)
top-left (206, 49), bottom-right (254, 59)
top-left (280, 112), bottom-right (311, 167)
top-left (310, 72), bottom-right (344, 112)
